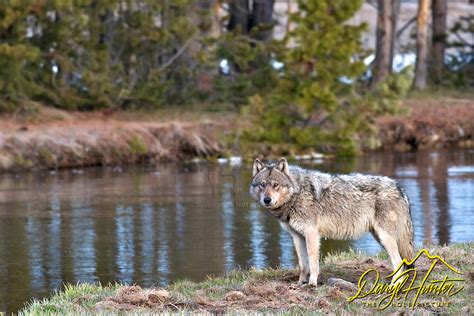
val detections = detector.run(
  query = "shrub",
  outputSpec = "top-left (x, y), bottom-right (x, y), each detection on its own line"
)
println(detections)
top-left (241, 0), bottom-right (368, 156)
top-left (0, 1), bottom-right (208, 112)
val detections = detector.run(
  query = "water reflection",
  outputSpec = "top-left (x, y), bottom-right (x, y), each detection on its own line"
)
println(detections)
top-left (115, 205), bottom-right (135, 284)
top-left (417, 151), bottom-right (434, 245)
top-left (221, 185), bottom-right (235, 271)
top-left (0, 149), bottom-right (472, 313)
top-left (248, 208), bottom-right (267, 268)
top-left (157, 207), bottom-right (170, 285)
top-left (432, 152), bottom-right (450, 245)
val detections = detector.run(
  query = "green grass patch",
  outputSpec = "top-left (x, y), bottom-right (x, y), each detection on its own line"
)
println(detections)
top-left (129, 136), bottom-right (148, 156)
top-left (21, 243), bottom-right (473, 315)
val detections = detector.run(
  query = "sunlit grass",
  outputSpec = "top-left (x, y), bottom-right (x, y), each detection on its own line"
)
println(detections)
top-left (21, 243), bottom-right (473, 315)
top-left (21, 283), bottom-right (121, 315)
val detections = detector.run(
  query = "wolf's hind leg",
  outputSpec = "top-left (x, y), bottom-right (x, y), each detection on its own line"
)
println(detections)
top-left (290, 232), bottom-right (310, 285)
top-left (372, 226), bottom-right (404, 283)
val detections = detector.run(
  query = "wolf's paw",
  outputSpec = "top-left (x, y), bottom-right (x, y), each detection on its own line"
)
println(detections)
top-left (297, 271), bottom-right (310, 285)
top-left (307, 276), bottom-right (318, 287)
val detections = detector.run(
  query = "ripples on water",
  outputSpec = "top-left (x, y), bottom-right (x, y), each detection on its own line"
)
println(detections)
top-left (0, 149), bottom-right (473, 312)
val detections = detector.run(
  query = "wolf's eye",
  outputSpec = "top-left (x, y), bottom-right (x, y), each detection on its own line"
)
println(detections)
top-left (273, 183), bottom-right (279, 189)
top-left (259, 182), bottom-right (266, 188)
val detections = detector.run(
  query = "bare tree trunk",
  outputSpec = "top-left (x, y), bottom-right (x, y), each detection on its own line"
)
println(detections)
top-left (160, 0), bottom-right (171, 64)
top-left (286, 0), bottom-right (292, 33)
top-left (372, 0), bottom-right (393, 87)
top-left (431, 0), bottom-right (447, 84)
top-left (227, 0), bottom-right (250, 34)
top-left (413, 0), bottom-right (431, 90)
top-left (250, 0), bottom-right (275, 41)
top-left (211, 0), bottom-right (221, 37)
top-left (389, 0), bottom-right (400, 70)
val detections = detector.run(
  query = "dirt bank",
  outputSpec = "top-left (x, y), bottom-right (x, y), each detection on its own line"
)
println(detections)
top-left (1, 95), bottom-right (473, 172)
top-left (22, 243), bottom-right (473, 315)
top-left (0, 109), bottom-right (222, 172)
top-left (376, 96), bottom-right (474, 151)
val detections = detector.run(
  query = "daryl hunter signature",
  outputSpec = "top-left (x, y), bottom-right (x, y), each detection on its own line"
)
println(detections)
top-left (348, 249), bottom-right (465, 310)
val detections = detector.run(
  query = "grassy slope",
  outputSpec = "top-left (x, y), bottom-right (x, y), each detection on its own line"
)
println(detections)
top-left (22, 243), bottom-right (473, 315)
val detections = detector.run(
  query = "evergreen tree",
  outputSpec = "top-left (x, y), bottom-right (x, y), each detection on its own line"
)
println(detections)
top-left (243, 0), bottom-right (372, 155)
top-left (0, 1), bottom-right (208, 111)
top-left (0, 2), bottom-right (40, 111)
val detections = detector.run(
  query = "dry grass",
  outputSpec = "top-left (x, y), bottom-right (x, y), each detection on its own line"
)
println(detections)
top-left (21, 243), bottom-right (474, 315)
top-left (1, 93), bottom-right (474, 173)
top-left (0, 119), bottom-right (222, 172)
top-left (376, 93), bottom-right (474, 151)
top-left (0, 105), bottom-right (235, 172)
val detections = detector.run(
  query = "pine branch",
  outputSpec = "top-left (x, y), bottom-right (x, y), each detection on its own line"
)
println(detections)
top-left (158, 34), bottom-right (199, 72)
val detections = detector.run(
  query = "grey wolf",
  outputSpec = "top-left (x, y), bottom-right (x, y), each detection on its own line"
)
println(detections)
top-left (249, 158), bottom-right (415, 286)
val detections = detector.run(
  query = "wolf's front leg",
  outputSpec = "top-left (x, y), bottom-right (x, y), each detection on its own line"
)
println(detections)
top-left (304, 228), bottom-right (321, 287)
top-left (290, 232), bottom-right (310, 285)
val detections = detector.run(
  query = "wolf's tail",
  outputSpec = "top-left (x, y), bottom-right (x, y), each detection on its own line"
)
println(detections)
top-left (398, 218), bottom-right (415, 268)
top-left (397, 191), bottom-right (415, 268)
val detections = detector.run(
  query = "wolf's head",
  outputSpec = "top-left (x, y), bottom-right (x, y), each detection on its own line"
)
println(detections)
top-left (249, 158), bottom-right (296, 209)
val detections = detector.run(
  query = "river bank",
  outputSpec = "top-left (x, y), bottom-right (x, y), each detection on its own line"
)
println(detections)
top-left (376, 95), bottom-right (474, 151)
top-left (22, 243), bottom-right (473, 314)
top-left (0, 108), bottom-right (223, 173)
top-left (1, 94), bottom-right (473, 172)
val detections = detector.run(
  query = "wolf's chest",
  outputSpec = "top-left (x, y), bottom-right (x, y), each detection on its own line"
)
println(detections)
top-left (266, 208), bottom-right (291, 223)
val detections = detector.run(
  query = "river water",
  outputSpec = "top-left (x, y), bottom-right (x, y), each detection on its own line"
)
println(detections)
top-left (0, 149), bottom-right (473, 312)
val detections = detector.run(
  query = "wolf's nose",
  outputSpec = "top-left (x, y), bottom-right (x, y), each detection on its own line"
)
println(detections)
top-left (263, 197), bottom-right (272, 205)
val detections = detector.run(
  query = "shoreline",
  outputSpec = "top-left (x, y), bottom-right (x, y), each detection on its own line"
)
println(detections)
top-left (0, 119), bottom-right (221, 173)
top-left (21, 243), bottom-right (473, 314)
top-left (1, 96), bottom-right (473, 173)
top-left (376, 97), bottom-right (474, 151)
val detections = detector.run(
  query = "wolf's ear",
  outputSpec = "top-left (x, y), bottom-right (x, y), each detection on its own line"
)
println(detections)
top-left (252, 158), bottom-right (264, 177)
top-left (276, 158), bottom-right (290, 176)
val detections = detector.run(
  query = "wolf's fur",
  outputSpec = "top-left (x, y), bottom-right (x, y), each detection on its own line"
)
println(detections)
top-left (250, 158), bottom-right (415, 286)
